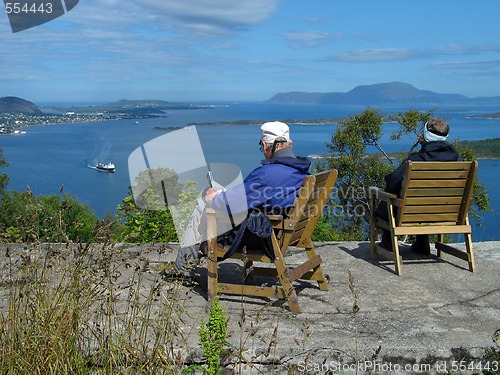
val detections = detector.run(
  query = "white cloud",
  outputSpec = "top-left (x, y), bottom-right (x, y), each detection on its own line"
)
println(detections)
top-left (431, 60), bottom-right (500, 70)
top-left (330, 43), bottom-right (500, 64)
top-left (333, 48), bottom-right (425, 62)
top-left (281, 30), bottom-right (340, 48)
top-left (135, 0), bottom-right (279, 37)
top-left (37, 0), bottom-right (280, 39)
top-left (438, 44), bottom-right (500, 55)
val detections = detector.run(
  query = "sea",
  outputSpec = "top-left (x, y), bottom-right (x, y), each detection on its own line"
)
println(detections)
top-left (1, 102), bottom-right (499, 241)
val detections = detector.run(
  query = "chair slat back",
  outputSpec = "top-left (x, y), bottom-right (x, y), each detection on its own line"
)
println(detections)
top-left (275, 174), bottom-right (316, 251)
top-left (397, 161), bottom-right (477, 227)
top-left (290, 169), bottom-right (338, 248)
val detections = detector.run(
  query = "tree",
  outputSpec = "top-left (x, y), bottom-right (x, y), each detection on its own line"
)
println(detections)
top-left (450, 141), bottom-right (492, 224)
top-left (115, 167), bottom-right (198, 243)
top-left (388, 108), bottom-right (434, 151)
top-left (314, 108), bottom-right (392, 240)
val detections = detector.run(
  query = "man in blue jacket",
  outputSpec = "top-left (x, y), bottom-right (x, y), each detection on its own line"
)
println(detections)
top-left (169, 121), bottom-right (311, 282)
top-left (377, 117), bottom-right (463, 254)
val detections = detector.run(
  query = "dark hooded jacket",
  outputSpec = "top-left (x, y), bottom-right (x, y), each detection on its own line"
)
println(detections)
top-left (384, 141), bottom-right (463, 194)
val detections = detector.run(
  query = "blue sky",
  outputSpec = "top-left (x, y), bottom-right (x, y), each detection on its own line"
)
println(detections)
top-left (2, 0), bottom-right (500, 103)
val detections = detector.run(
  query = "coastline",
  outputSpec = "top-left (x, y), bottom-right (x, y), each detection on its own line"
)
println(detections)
top-left (3, 115), bottom-right (499, 160)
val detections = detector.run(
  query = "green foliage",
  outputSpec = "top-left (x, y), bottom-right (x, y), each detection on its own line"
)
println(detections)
top-left (115, 167), bottom-right (198, 243)
top-left (115, 194), bottom-right (178, 242)
top-left (169, 180), bottom-right (199, 240)
top-left (0, 148), bottom-right (8, 196)
top-left (198, 297), bottom-right (229, 375)
top-left (132, 167), bottom-right (183, 210)
top-left (312, 215), bottom-right (343, 241)
top-left (388, 108), bottom-right (435, 144)
top-left (453, 141), bottom-right (493, 224)
top-left (458, 138), bottom-right (500, 159)
top-left (0, 190), bottom-right (101, 243)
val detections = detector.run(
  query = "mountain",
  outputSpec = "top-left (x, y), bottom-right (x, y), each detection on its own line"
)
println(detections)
top-left (266, 82), bottom-right (500, 105)
top-left (0, 96), bottom-right (43, 115)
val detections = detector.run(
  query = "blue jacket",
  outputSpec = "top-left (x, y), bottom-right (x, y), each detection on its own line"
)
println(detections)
top-left (211, 148), bottom-right (311, 216)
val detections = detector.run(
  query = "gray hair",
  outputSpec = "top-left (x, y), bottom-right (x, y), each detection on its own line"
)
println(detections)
top-left (266, 139), bottom-right (291, 150)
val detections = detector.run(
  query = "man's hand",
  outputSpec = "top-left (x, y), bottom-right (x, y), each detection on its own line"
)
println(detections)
top-left (204, 188), bottom-right (220, 205)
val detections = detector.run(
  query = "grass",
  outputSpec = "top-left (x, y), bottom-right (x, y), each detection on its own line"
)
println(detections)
top-left (0, 242), bottom-right (188, 374)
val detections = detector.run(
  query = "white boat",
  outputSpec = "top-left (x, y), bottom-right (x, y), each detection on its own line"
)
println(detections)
top-left (96, 162), bottom-right (115, 173)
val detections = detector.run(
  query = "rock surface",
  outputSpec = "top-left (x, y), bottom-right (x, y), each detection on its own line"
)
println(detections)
top-left (1, 241), bottom-right (498, 374)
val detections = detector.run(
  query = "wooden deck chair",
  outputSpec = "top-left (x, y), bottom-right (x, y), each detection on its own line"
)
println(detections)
top-left (369, 161), bottom-right (478, 276)
top-left (206, 169), bottom-right (338, 313)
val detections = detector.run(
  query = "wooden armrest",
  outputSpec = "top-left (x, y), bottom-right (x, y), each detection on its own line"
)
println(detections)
top-left (207, 209), bottom-right (288, 228)
top-left (368, 187), bottom-right (402, 206)
top-left (267, 214), bottom-right (284, 221)
top-left (205, 207), bottom-right (246, 224)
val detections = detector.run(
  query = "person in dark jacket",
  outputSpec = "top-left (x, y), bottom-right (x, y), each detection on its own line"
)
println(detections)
top-left (168, 121), bottom-right (311, 282)
top-left (377, 117), bottom-right (463, 254)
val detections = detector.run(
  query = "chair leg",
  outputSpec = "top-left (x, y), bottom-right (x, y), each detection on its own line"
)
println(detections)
top-left (207, 239), bottom-right (218, 302)
top-left (275, 257), bottom-right (300, 313)
top-left (436, 234), bottom-right (444, 258)
top-left (304, 241), bottom-right (329, 291)
top-left (464, 232), bottom-right (476, 272)
top-left (391, 233), bottom-right (403, 276)
top-left (369, 197), bottom-right (377, 259)
top-left (272, 237), bottom-right (300, 313)
top-left (370, 223), bottom-right (377, 259)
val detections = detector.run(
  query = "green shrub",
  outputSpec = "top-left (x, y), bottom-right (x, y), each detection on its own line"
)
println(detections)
top-left (115, 168), bottom-right (198, 243)
top-left (0, 191), bottom-right (101, 243)
top-left (198, 297), bottom-right (229, 375)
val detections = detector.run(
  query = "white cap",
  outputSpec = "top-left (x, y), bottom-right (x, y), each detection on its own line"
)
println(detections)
top-left (260, 121), bottom-right (290, 143)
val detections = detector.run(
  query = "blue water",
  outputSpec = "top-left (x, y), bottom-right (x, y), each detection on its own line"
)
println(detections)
top-left (0, 103), bottom-right (499, 240)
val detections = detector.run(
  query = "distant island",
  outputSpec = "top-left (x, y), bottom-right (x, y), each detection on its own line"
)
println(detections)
top-left (44, 99), bottom-right (219, 115)
top-left (185, 118), bottom-right (342, 126)
top-left (457, 138), bottom-right (500, 158)
top-left (0, 96), bottom-right (43, 115)
top-left (0, 97), bottom-right (219, 134)
top-left (267, 81), bottom-right (500, 106)
top-left (468, 112), bottom-right (500, 119)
